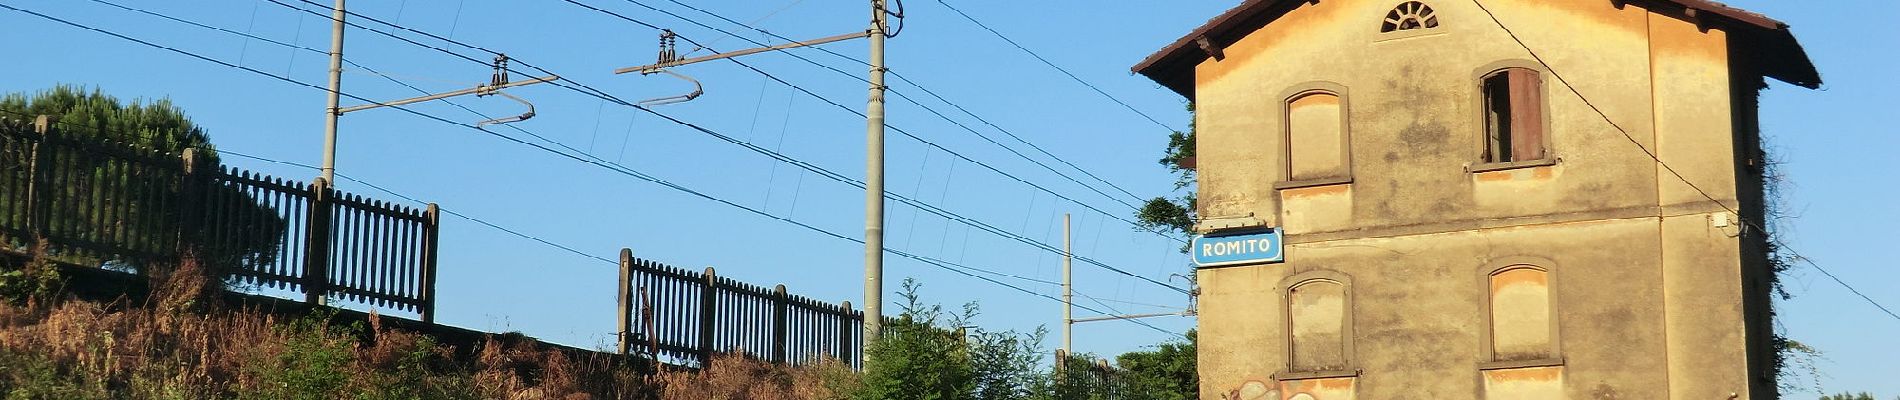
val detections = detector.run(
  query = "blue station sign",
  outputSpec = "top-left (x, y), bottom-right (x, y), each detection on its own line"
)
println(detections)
top-left (1191, 229), bottom-right (1285, 268)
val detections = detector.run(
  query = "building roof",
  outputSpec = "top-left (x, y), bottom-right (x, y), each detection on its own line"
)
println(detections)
top-left (1133, 0), bottom-right (1822, 98)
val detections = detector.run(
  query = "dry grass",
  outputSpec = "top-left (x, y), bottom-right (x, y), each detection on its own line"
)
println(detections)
top-left (0, 251), bottom-right (862, 399)
top-left (650, 352), bottom-right (859, 400)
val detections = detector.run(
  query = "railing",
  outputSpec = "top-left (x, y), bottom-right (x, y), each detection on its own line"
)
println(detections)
top-left (1, 116), bottom-right (189, 264)
top-left (0, 115), bottom-right (439, 321)
top-left (615, 249), bottom-right (869, 368)
top-left (1058, 352), bottom-right (1135, 399)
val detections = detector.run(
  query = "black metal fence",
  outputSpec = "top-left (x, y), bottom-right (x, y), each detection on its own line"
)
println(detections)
top-left (615, 249), bottom-right (873, 368)
top-left (0, 115), bottom-right (439, 321)
top-left (1058, 352), bottom-right (1137, 399)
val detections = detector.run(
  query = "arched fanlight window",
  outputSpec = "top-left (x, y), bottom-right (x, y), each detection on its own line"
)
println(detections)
top-left (1381, 1), bottom-right (1440, 33)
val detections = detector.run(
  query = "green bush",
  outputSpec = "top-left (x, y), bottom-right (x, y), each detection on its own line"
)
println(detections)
top-left (0, 243), bottom-right (63, 304)
top-left (0, 349), bottom-right (110, 400)
top-left (238, 311), bottom-right (356, 400)
top-left (852, 279), bottom-right (1058, 400)
top-left (353, 334), bottom-right (477, 400)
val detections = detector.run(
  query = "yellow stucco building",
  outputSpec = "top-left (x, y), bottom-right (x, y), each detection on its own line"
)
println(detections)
top-left (1132, 0), bottom-right (1819, 398)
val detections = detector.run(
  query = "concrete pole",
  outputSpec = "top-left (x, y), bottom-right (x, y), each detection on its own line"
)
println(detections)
top-left (1062, 213), bottom-right (1073, 357)
top-left (617, 248), bottom-right (634, 355)
top-left (319, 0), bottom-right (346, 183)
top-left (861, 0), bottom-right (889, 353)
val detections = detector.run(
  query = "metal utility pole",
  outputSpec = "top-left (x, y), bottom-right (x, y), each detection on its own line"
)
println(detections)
top-left (316, 0), bottom-right (552, 184)
top-left (1062, 213), bottom-right (1073, 355)
top-left (608, 0), bottom-right (893, 357)
top-left (320, 0), bottom-right (345, 183)
top-left (1065, 210), bottom-right (1195, 353)
top-left (862, 0), bottom-right (890, 347)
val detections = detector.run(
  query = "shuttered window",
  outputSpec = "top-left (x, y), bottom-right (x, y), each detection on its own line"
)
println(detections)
top-left (1482, 68), bottom-right (1546, 163)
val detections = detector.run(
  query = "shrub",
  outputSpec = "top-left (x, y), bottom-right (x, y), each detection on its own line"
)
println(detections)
top-left (235, 310), bottom-right (356, 400)
top-left (0, 240), bottom-right (63, 304)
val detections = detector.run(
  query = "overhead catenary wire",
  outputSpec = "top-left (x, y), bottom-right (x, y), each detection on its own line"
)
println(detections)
top-left (0, 3), bottom-right (1197, 335)
top-left (216, 146), bottom-right (1121, 313)
top-left (100, 0), bottom-right (605, 191)
top-left (1076, 292), bottom-right (1188, 311)
top-left (647, 0), bottom-right (1153, 206)
top-left (216, 149), bottom-right (618, 266)
top-left (0, 9), bottom-right (1161, 336)
top-left (3, 3), bottom-right (1185, 333)
top-left (278, 0), bottom-right (1179, 258)
top-left (1467, 0), bottom-right (1897, 321)
top-left (932, 0), bottom-right (1178, 133)
top-left (88, 0), bottom-right (537, 143)
top-left (300, 0), bottom-right (1196, 294)
top-left (617, 0), bottom-right (1153, 210)
top-left (534, 3), bottom-right (1194, 293)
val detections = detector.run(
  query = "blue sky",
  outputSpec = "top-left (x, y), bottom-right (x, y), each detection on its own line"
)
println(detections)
top-left (1, 0), bottom-right (1892, 396)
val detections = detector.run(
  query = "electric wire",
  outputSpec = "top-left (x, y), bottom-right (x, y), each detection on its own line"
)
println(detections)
top-left (650, 0), bottom-right (1153, 205)
top-left (7, 1), bottom-right (1195, 328)
top-left (1076, 292), bottom-right (1186, 311)
top-left (932, 0), bottom-right (1178, 133)
top-left (298, 0), bottom-right (1195, 294)
top-left (213, 147), bottom-right (1076, 292)
top-left (1468, 0), bottom-right (1898, 321)
top-left (215, 149), bottom-right (619, 265)
top-left (0, 8), bottom-right (1156, 335)
top-left (615, 0), bottom-right (1152, 210)
top-left (542, 4), bottom-right (1193, 292)
top-left (95, 0), bottom-right (588, 186)
top-left (644, 0), bottom-right (1151, 208)
top-left (221, 143), bottom-right (1163, 326)
top-left (280, 0), bottom-right (1178, 257)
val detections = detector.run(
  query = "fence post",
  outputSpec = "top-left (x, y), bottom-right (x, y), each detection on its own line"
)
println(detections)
top-left (772, 284), bottom-right (788, 363)
top-left (698, 266), bottom-right (717, 367)
top-left (1055, 348), bottom-right (1068, 375)
top-left (420, 203), bottom-right (441, 324)
top-left (23, 115), bottom-right (56, 237)
top-left (174, 148), bottom-right (207, 275)
top-left (301, 178), bottom-right (333, 306)
top-left (838, 300), bottom-right (854, 364)
top-left (642, 285), bottom-right (657, 358)
top-left (617, 248), bottom-right (634, 355)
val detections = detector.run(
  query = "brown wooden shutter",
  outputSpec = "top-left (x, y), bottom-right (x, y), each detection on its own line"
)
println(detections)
top-left (1508, 69), bottom-right (1546, 160)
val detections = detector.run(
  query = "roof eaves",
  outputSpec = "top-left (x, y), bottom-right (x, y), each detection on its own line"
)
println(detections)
top-left (1133, 0), bottom-right (1819, 97)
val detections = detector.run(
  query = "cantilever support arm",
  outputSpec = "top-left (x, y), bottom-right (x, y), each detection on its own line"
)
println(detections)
top-left (613, 31), bottom-right (872, 75)
top-left (1069, 310), bottom-right (1194, 324)
top-left (636, 70), bottom-right (704, 106)
top-left (474, 91), bottom-right (535, 126)
top-left (336, 74), bottom-right (561, 114)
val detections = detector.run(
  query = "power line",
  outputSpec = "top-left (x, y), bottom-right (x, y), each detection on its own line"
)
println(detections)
top-left (0, 3), bottom-right (1189, 334)
top-left (0, 7), bottom-right (1149, 333)
top-left (89, 0), bottom-right (547, 153)
top-left (931, 0), bottom-right (1178, 133)
top-left (655, 0), bottom-right (1153, 205)
top-left (628, 0), bottom-right (1154, 208)
top-left (313, 0), bottom-right (1194, 294)
top-left (277, 0), bottom-right (1183, 261)
top-left (580, 0), bottom-right (1152, 217)
top-left (219, 146), bottom-right (1124, 321)
top-left (214, 148), bottom-right (1081, 294)
top-left (1076, 291), bottom-right (1187, 311)
top-left (214, 149), bottom-right (618, 266)
top-left (557, 0), bottom-right (1185, 256)
top-left (1467, 0), bottom-right (1897, 322)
